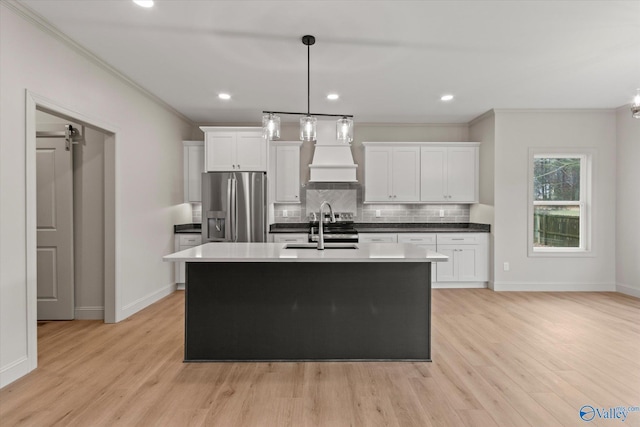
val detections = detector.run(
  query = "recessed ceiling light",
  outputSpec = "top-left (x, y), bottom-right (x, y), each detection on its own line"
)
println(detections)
top-left (133, 0), bottom-right (154, 7)
top-left (327, 94), bottom-right (339, 100)
top-left (440, 94), bottom-right (454, 101)
top-left (218, 93), bottom-right (231, 100)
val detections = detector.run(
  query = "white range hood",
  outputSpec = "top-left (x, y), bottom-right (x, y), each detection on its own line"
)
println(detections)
top-left (308, 121), bottom-right (358, 182)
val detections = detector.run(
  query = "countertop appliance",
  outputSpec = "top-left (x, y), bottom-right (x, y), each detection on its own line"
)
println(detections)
top-left (308, 212), bottom-right (358, 243)
top-left (202, 172), bottom-right (267, 243)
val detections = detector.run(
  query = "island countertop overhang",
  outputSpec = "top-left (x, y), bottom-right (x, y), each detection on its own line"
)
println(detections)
top-left (164, 242), bottom-right (448, 263)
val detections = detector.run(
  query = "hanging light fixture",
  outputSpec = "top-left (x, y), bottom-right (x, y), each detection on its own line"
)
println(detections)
top-left (631, 88), bottom-right (640, 119)
top-left (262, 35), bottom-right (354, 142)
top-left (262, 113), bottom-right (280, 139)
top-left (336, 116), bottom-right (354, 143)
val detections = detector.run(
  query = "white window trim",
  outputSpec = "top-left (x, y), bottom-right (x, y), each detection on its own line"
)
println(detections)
top-left (527, 148), bottom-right (594, 258)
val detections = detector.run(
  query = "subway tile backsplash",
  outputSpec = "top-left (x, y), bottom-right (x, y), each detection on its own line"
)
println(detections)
top-left (360, 204), bottom-right (470, 223)
top-left (191, 203), bottom-right (202, 223)
top-left (273, 185), bottom-right (470, 223)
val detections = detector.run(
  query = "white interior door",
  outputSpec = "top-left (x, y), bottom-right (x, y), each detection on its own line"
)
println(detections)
top-left (37, 137), bottom-right (74, 320)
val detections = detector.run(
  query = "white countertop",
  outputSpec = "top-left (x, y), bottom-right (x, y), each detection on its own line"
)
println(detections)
top-left (163, 242), bottom-right (448, 263)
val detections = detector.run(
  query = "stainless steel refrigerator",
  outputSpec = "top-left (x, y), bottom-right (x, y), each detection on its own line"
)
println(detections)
top-left (201, 172), bottom-right (267, 243)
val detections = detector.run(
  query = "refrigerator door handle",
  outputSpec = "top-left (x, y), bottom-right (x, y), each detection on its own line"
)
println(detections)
top-left (234, 178), bottom-right (239, 242)
top-left (227, 177), bottom-right (234, 242)
top-left (230, 176), bottom-right (238, 242)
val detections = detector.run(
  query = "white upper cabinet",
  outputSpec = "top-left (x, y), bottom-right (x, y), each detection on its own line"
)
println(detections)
top-left (183, 141), bottom-right (204, 202)
top-left (392, 147), bottom-right (421, 201)
top-left (201, 127), bottom-right (266, 172)
top-left (364, 145), bottom-right (420, 202)
top-left (273, 141), bottom-right (302, 203)
top-left (421, 145), bottom-right (478, 203)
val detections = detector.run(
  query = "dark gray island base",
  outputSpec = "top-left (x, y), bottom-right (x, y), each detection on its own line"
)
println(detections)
top-left (185, 261), bottom-right (431, 361)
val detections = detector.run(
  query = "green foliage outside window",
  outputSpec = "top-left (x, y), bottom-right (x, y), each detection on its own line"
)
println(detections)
top-left (533, 157), bottom-right (581, 248)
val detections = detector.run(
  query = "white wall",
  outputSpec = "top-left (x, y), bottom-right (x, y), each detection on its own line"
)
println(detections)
top-left (0, 4), bottom-right (194, 387)
top-left (615, 107), bottom-right (640, 297)
top-left (492, 111), bottom-right (617, 291)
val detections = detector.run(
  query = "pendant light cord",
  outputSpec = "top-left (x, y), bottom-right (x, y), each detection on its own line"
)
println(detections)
top-left (307, 42), bottom-right (310, 116)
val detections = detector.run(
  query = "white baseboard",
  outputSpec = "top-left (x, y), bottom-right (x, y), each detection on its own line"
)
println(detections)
top-left (0, 356), bottom-right (30, 389)
top-left (176, 283), bottom-right (185, 290)
top-left (492, 281), bottom-right (616, 292)
top-left (74, 306), bottom-right (105, 320)
top-left (433, 282), bottom-right (487, 289)
top-left (616, 283), bottom-right (640, 298)
top-left (118, 283), bottom-right (177, 322)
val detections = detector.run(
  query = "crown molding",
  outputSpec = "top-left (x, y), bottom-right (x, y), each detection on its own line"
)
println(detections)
top-left (468, 109), bottom-right (495, 127)
top-left (355, 122), bottom-right (468, 127)
top-left (2, 0), bottom-right (195, 126)
top-left (491, 108), bottom-right (615, 115)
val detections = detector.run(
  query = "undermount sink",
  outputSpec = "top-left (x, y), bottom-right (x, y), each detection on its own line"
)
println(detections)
top-left (283, 243), bottom-right (359, 250)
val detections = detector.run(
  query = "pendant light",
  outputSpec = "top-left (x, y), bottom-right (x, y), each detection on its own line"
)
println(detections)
top-left (631, 88), bottom-right (640, 119)
top-left (262, 35), bottom-right (354, 142)
top-left (336, 116), bottom-right (354, 143)
top-left (262, 113), bottom-right (280, 140)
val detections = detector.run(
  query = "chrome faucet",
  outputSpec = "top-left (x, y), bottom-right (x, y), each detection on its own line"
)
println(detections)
top-left (317, 201), bottom-right (336, 250)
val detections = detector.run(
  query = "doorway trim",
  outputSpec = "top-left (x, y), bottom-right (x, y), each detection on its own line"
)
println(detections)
top-left (25, 89), bottom-right (118, 370)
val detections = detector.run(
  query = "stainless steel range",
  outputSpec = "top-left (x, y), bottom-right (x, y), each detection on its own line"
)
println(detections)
top-left (308, 212), bottom-right (358, 243)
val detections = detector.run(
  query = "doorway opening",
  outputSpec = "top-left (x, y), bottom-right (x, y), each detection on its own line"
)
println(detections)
top-left (36, 110), bottom-right (108, 321)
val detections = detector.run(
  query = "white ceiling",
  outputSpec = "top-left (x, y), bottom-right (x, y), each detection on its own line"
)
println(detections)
top-left (18, 0), bottom-right (640, 124)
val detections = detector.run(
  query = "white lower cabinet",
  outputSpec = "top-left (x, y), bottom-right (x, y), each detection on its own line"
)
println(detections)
top-left (175, 234), bottom-right (202, 288)
top-left (364, 232), bottom-right (489, 287)
top-left (435, 233), bottom-right (488, 284)
top-left (272, 233), bottom-right (308, 243)
top-left (358, 233), bottom-right (398, 243)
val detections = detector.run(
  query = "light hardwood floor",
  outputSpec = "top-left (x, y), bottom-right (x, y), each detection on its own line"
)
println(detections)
top-left (1, 289), bottom-right (639, 426)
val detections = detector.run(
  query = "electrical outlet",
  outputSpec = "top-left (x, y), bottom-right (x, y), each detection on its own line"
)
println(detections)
top-left (282, 210), bottom-right (288, 217)
top-left (375, 209), bottom-right (381, 217)
top-left (503, 262), bottom-right (510, 271)
top-left (439, 209), bottom-right (445, 218)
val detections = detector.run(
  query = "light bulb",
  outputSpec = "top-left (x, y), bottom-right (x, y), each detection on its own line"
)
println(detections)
top-left (336, 116), bottom-right (353, 143)
top-left (300, 116), bottom-right (317, 141)
top-left (262, 113), bottom-right (280, 140)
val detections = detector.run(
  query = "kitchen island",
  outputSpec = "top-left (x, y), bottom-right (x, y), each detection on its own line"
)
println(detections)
top-left (164, 242), bottom-right (447, 362)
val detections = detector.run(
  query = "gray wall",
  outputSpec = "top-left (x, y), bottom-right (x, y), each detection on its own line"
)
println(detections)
top-left (1, 4), bottom-right (194, 387)
top-left (492, 110), bottom-right (617, 291)
top-left (615, 107), bottom-right (640, 296)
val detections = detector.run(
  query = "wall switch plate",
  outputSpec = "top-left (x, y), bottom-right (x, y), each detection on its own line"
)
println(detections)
top-left (503, 262), bottom-right (510, 271)
top-left (283, 210), bottom-right (288, 217)
top-left (439, 209), bottom-right (445, 217)
top-left (375, 209), bottom-right (381, 217)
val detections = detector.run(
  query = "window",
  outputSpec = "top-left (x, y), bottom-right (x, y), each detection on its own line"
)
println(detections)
top-left (528, 150), bottom-right (592, 256)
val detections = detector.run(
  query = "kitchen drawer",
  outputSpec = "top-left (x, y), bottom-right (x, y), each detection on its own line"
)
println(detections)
top-left (398, 234), bottom-right (437, 244)
top-left (359, 233), bottom-right (398, 243)
top-left (178, 234), bottom-right (202, 246)
top-left (273, 233), bottom-right (308, 243)
top-left (437, 233), bottom-right (484, 245)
